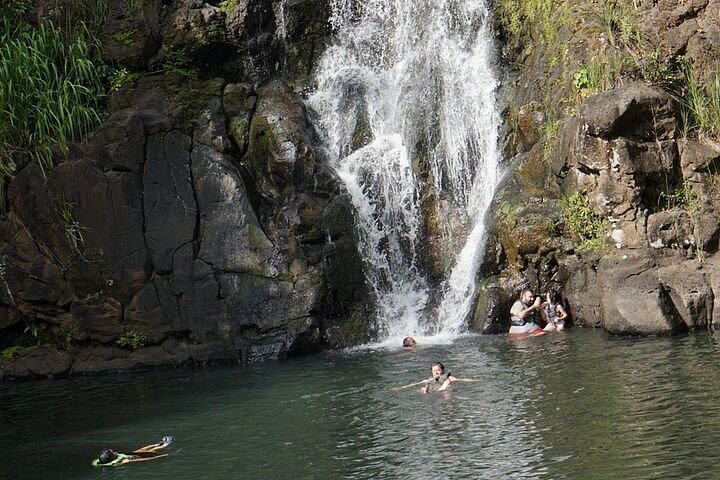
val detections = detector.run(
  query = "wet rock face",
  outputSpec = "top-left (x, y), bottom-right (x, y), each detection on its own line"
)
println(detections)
top-left (0, 74), bottom-right (368, 379)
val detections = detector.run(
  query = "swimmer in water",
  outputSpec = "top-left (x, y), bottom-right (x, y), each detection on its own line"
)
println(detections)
top-left (92, 436), bottom-right (175, 467)
top-left (393, 362), bottom-right (479, 393)
top-left (402, 336), bottom-right (417, 348)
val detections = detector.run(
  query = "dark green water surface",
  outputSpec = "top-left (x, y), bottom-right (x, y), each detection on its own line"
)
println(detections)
top-left (3, 329), bottom-right (720, 479)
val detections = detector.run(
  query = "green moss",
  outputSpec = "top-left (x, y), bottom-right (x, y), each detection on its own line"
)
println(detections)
top-left (2, 345), bottom-right (27, 361)
top-left (112, 29), bottom-right (136, 46)
top-left (248, 114), bottom-right (275, 158)
top-left (177, 82), bottom-right (220, 133)
top-left (219, 0), bottom-right (238, 14)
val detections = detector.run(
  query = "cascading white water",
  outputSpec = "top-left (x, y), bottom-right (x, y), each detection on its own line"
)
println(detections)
top-left (307, 0), bottom-right (500, 340)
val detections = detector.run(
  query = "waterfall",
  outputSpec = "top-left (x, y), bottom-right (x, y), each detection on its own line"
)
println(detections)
top-left (307, 0), bottom-right (500, 341)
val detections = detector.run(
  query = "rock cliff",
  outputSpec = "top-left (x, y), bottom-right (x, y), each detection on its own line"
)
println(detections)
top-left (0, 0), bottom-right (370, 379)
top-left (480, 0), bottom-right (720, 335)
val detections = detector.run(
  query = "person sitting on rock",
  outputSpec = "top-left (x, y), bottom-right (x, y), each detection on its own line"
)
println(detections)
top-left (509, 288), bottom-right (544, 336)
top-left (542, 289), bottom-right (568, 332)
top-left (92, 436), bottom-right (175, 467)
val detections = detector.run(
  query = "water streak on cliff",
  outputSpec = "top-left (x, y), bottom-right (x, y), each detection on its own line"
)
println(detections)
top-left (308, 0), bottom-right (500, 340)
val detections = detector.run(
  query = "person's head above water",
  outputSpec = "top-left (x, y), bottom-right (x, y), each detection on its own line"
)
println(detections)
top-left (430, 362), bottom-right (445, 379)
top-left (402, 336), bottom-right (417, 348)
top-left (547, 289), bottom-right (561, 305)
top-left (98, 449), bottom-right (117, 464)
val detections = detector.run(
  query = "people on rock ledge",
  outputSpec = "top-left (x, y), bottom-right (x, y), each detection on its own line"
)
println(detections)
top-left (509, 288), bottom-right (569, 336)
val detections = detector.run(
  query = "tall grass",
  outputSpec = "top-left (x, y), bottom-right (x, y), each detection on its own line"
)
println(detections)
top-left (0, 17), bottom-right (104, 177)
top-left (678, 60), bottom-right (720, 140)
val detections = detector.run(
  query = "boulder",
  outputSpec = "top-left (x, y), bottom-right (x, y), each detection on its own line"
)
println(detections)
top-left (597, 250), bottom-right (687, 335)
top-left (657, 263), bottom-right (713, 330)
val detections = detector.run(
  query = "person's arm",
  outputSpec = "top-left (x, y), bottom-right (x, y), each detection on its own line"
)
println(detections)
top-left (519, 297), bottom-right (541, 318)
top-left (447, 374), bottom-right (479, 383)
top-left (391, 379), bottom-right (428, 391)
top-left (555, 304), bottom-right (568, 322)
top-left (126, 454), bottom-right (169, 464)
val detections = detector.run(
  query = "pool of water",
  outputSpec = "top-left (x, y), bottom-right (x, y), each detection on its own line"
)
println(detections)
top-left (3, 328), bottom-right (720, 479)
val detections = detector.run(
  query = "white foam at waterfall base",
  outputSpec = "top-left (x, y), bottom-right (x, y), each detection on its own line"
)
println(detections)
top-left (307, 0), bottom-right (501, 342)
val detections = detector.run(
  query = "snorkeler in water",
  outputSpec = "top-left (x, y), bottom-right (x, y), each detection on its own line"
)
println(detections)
top-left (92, 435), bottom-right (175, 467)
top-left (393, 362), bottom-right (479, 393)
top-left (402, 336), bottom-right (417, 348)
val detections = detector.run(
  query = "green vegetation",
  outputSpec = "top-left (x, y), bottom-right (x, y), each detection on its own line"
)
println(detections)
top-left (113, 30), bottom-right (137, 46)
top-left (0, 16), bottom-right (104, 177)
top-left (59, 200), bottom-right (88, 249)
top-left (497, 0), bottom-right (567, 47)
top-left (543, 117), bottom-right (559, 164)
top-left (5, 0), bottom-right (31, 18)
top-left (108, 67), bottom-right (140, 92)
top-left (219, 0), bottom-right (239, 13)
top-left (659, 181), bottom-right (698, 212)
top-left (678, 61), bottom-right (720, 140)
top-left (205, 16), bottom-right (227, 44)
top-left (124, 0), bottom-right (144, 14)
top-left (162, 48), bottom-right (200, 80)
top-left (2, 345), bottom-right (26, 360)
top-left (116, 330), bottom-right (146, 350)
top-left (560, 190), bottom-right (607, 250)
top-left (1, 320), bottom-right (41, 360)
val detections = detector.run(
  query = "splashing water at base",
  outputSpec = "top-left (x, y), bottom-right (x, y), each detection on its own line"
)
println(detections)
top-left (308, 0), bottom-right (500, 340)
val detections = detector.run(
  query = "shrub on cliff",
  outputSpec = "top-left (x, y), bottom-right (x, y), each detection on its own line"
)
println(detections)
top-left (0, 14), bottom-right (104, 177)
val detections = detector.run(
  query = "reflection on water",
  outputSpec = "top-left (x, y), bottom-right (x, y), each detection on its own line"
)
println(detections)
top-left (3, 329), bottom-right (720, 479)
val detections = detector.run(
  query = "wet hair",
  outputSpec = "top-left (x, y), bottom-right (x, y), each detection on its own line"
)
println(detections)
top-left (402, 336), bottom-right (416, 347)
top-left (521, 288), bottom-right (534, 297)
top-left (547, 289), bottom-right (561, 305)
top-left (431, 362), bottom-right (445, 374)
top-left (98, 449), bottom-right (117, 464)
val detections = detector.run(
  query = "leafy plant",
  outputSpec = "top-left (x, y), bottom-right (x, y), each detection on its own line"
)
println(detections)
top-left (560, 190), bottom-right (607, 250)
top-left (4, 0), bottom-right (32, 18)
top-left (205, 16), bottom-right (227, 44)
top-left (573, 67), bottom-right (589, 90)
top-left (162, 48), bottom-right (199, 80)
top-left (24, 322), bottom-right (40, 345)
top-left (108, 67), bottom-right (139, 92)
top-left (659, 181), bottom-right (697, 212)
top-left (116, 330), bottom-right (146, 350)
top-left (59, 200), bottom-right (89, 249)
top-left (0, 17), bottom-right (104, 178)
